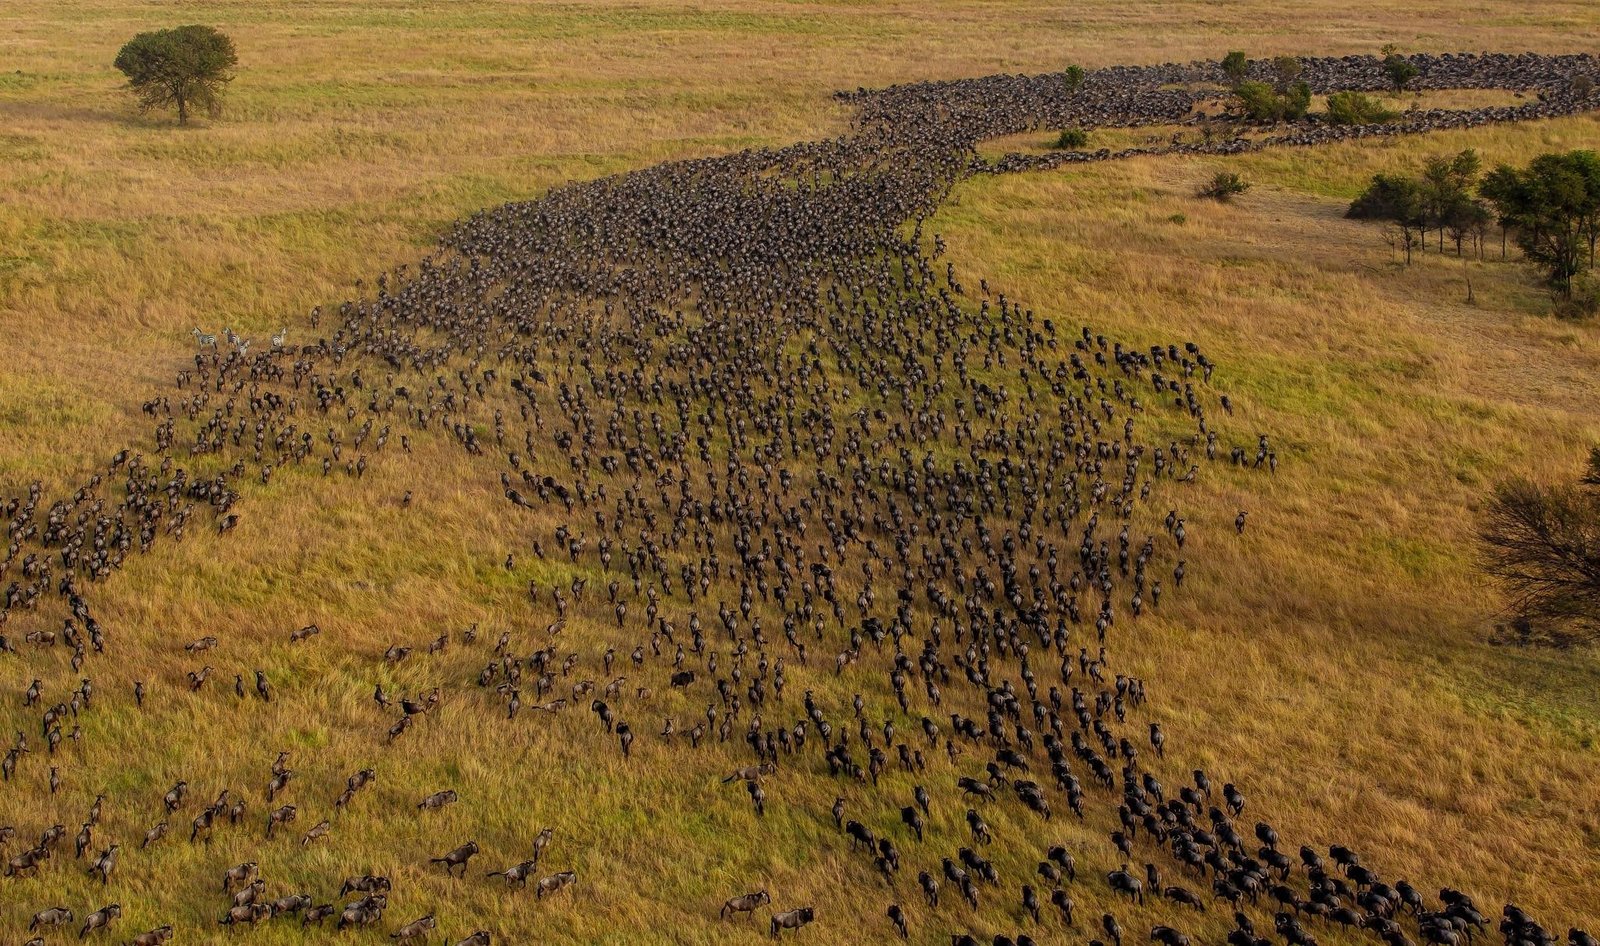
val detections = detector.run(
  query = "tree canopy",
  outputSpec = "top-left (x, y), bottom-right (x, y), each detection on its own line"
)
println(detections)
top-left (1480, 457), bottom-right (1600, 648)
top-left (1347, 150), bottom-right (1494, 262)
top-left (1479, 150), bottom-right (1600, 296)
top-left (114, 25), bottom-right (237, 126)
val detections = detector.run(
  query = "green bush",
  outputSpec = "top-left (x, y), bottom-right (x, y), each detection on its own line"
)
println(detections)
top-left (1198, 171), bottom-right (1251, 202)
top-left (1382, 53), bottom-right (1419, 91)
top-left (1324, 91), bottom-right (1397, 125)
top-left (1221, 51), bottom-right (1249, 84)
top-left (1234, 80), bottom-right (1310, 122)
top-left (1052, 129), bottom-right (1089, 149)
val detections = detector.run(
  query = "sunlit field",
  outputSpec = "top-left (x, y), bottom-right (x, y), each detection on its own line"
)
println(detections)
top-left (0, 1), bottom-right (1597, 943)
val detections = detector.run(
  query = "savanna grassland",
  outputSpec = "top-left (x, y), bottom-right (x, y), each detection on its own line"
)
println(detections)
top-left (0, 2), bottom-right (1598, 945)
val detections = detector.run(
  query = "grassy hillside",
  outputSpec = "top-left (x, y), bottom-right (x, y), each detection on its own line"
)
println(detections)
top-left (0, 1), bottom-right (1597, 944)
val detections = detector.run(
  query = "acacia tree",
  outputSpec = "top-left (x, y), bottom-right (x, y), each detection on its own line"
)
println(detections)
top-left (1480, 458), bottom-right (1600, 648)
top-left (114, 25), bottom-right (237, 125)
top-left (1480, 151), bottom-right (1600, 296)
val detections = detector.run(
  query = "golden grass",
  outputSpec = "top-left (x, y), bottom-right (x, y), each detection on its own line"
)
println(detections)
top-left (0, 0), bottom-right (1597, 943)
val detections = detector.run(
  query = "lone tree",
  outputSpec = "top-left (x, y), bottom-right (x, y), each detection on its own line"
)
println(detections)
top-left (1063, 65), bottom-right (1086, 93)
top-left (114, 25), bottom-right (237, 126)
top-left (1479, 452), bottom-right (1600, 648)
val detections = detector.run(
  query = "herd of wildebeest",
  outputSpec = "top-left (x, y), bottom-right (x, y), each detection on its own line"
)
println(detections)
top-left (1, 52), bottom-right (1597, 945)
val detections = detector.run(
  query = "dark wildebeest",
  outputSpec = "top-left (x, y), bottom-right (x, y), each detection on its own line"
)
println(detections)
top-left (80, 903), bottom-right (121, 937)
top-left (339, 874), bottom-right (391, 896)
top-left (418, 789), bottom-right (459, 810)
top-left (771, 907), bottom-right (815, 937)
top-left (430, 841), bottom-right (480, 877)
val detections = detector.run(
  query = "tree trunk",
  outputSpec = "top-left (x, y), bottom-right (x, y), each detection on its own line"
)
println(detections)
top-left (176, 92), bottom-right (188, 126)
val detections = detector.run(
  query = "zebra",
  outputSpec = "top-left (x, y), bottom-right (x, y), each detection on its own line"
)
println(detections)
top-left (192, 328), bottom-right (217, 348)
top-left (270, 328), bottom-right (287, 350)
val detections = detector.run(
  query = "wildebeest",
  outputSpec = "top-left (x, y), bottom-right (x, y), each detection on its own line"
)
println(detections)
top-left (339, 874), bottom-right (391, 896)
top-left (80, 903), bottom-right (121, 937)
top-left (391, 914), bottom-right (436, 944)
top-left (127, 925), bottom-right (174, 946)
top-left (771, 906), bottom-right (815, 937)
top-left (29, 907), bottom-right (73, 931)
top-left (536, 870), bottom-right (577, 899)
top-left (722, 890), bottom-right (772, 920)
top-left (418, 789), bottom-right (459, 810)
top-left (431, 840), bottom-right (480, 877)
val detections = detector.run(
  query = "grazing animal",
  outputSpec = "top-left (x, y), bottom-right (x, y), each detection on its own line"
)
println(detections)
top-left (391, 914), bottom-right (437, 944)
top-left (771, 907), bottom-right (816, 937)
top-left (722, 890), bottom-right (772, 920)
top-left (536, 870), bottom-right (577, 899)
top-left (431, 840), bottom-right (481, 877)
top-left (80, 903), bottom-right (121, 937)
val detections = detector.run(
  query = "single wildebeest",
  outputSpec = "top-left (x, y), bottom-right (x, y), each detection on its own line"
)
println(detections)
top-left (431, 840), bottom-right (480, 877)
top-left (1051, 888), bottom-right (1076, 925)
top-left (391, 914), bottom-right (436, 945)
top-left (486, 859), bottom-right (536, 888)
top-left (722, 890), bottom-right (772, 920)
top-left (8, 845), bottom-right (49, 877)
top-left (128, 926), bottom-right (174, 946)
top-left (219, 903), bottom-right (271, 926)
top-left (536, 870), bottom-right (577, 899)
top-left (888, 903), bottom-right (908, 938)
top-left (418, 789), bottom-right (459, 810)
top-left (29, 907), bottom-right (73, 931)
top-left (453, 933), bottom-right (493, 946)
top-left (302, 904), bottom-right (337, 925)
top-left (901, 806), bottom-right (925, 841)
top-left (845, 820), bottom-right (874, 850)
top-left (771, 907), bottom-right (815, 937)
top-left (80, 903), bottom-right (121, 937)
top-left (1108, 865), bottom-right (1144, 904)
top-left (339, 874), bottom-right (391, 896)
top-left (271, 894), bottom-right (313, 916)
